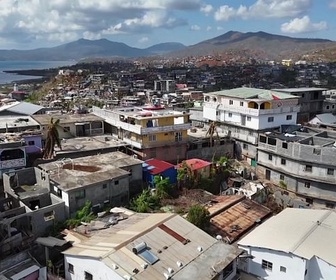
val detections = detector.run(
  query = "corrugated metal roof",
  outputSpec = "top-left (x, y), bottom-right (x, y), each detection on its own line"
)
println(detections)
top-left (144, 158), bottom-right (175, 175)
top-left (5, 102), bottom-right (44, 115)
top-left (238, 208), bottom-right (336, 267)
top-left (63, 211), bottom-right (240, 280)
top-left (205, 87), bottom-right (297, 100)
top-left (208, 196), bottom-right (271, 244)
top-left (178, 158), bottom-right (211, 171)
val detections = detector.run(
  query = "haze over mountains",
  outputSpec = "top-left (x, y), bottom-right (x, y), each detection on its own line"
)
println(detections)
top-left (0, 31), bottom-right (335, 62)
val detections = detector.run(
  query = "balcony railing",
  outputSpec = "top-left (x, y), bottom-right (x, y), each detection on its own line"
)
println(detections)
top-left (0, 158), bottom-right (26, 169)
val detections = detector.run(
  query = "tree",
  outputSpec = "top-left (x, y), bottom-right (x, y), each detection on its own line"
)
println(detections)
top-left (43, 117), bottom-right (62, 159)
top-left (186, 205), bottom-right (210, 230)
top-left (153, 175), bottom-right (171, 199)
top-left (206, 121), bottom-right (220, 147)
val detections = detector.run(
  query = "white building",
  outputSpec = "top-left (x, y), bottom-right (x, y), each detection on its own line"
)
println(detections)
top-left (238, 208), bottom-right (336, 280)
top-left (203, 87), bottom-right (299, 165)
top-left (63, 209), bottom-right (241, 280)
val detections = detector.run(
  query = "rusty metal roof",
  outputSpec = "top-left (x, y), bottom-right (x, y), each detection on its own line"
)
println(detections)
top-left (207, 195), bottom-right (272, 244)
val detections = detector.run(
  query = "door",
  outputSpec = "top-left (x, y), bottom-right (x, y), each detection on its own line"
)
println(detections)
top-left (265, 169), bottom-right (271, 180)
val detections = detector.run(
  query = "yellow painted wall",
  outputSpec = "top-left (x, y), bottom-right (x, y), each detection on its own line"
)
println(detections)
top-left (142, 130), bottom-right (188, 144)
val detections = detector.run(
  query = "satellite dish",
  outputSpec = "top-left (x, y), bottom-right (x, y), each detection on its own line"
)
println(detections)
top-left (77, 178), bottom-right (84, 185)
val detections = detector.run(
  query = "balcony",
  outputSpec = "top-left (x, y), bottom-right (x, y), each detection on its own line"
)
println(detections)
top-left (141, 123), bottom-right (191, 134)
top-left (0, 158), bottom-right (26, 169)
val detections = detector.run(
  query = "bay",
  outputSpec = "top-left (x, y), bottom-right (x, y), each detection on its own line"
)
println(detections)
top-left (0, 61), bottom-right (76, 85)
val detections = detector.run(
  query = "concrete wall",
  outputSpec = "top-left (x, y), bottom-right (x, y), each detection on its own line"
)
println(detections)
top-left (306, 256), bottom-right (336, 280)
top-left (240, 246), bottom-right (307, 280)
top-left (65, 175), bottom-right (129, 216)
top-left (119, 163), bottom-right (143, 196)
top-left (187, 141), bottom-right (234, 162)
top-left (65, 255), bottom-right (123, 280)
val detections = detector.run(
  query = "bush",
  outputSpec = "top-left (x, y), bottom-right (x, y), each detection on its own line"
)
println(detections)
top-left (186, 205), bottom-right (210, 230)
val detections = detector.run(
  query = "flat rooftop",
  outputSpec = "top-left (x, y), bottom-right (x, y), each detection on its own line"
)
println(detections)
top-left (207, 195), bottom-right (272, 244)
top-left (54, 135), bottom-right (128, 155)
top-left (272, 87), bottom-right (327, 93)
top-left (0, 116), bottom-right (40, 130)
top-left (38, 153), bottom-right (133, 191)
top-left (63, 208), bottom-right (240, 280)
top-left (32, 113), bottom-right (103, 125)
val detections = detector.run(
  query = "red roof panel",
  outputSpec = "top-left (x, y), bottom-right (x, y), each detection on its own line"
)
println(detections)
top-left (145, 158), bottom-right (175, 175)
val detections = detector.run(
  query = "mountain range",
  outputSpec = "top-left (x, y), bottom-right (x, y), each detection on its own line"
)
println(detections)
top-left (0, 31), bottom-right (335, 61)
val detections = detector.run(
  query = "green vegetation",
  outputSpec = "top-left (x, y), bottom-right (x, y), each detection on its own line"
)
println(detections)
top-left (279, 180), bottom-right (287, 189)
top-left (130, 189), bottom-right (160, 213)
top-left (65, 200), bottom-right (95, 228)
top-left (153, 176), bottom-right (171, 200)
top-left (186, 205), bottom-right (210, 230)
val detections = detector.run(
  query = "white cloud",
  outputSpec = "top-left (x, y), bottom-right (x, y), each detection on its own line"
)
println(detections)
top-left (214, 0), bottom-right (311, 21)
top-left (330, 0), bottom-right (336, 8)
top-left (206, 26), bottom-right (212, 31)
top-left (200, 4), bottom-right (213, 15)
top-left (190, 24), bottom-right (201, 31)
top-left (139, 36), bottom-right (149, 43)
top-left (281, 16), bottom-right (327, 33)
top-left (217, 26), bottom-right (224, 31)
top-left (0, 0), bottom-right (198, 47)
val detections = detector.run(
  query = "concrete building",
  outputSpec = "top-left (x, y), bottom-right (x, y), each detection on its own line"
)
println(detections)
top-left (143, 158), bottom-right (177, 187)
top-left (63, 208), bottom-right (242, 280)
top-left (203, 87), bottom-right (299, 166)
top-left (257, 126), bottom-right (336, 208)
top-left (1, 167), bottom-right (65, 256)
top-left (272, 87), bottom-right (326, 124)
top-left (92, 105), bottom-right (191, 163)
top-left (38, 152), bottom-right (142, 216)
top-left (32, 113), bottom-right (104, 141)
top-left (238, 208), bottom-right (336, 280)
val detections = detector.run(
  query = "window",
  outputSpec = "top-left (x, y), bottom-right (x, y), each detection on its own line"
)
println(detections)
top-left (327, 168), bottom-right (334, 175)
top-left (267, 138), bottom-right (276, 146)
top-left (306, 197), bottom-right (313, 204)
top-left (286, 115), bottom-right (292, 120)
top-left (149, 134), bottom-right (156, 142)
top-left (326, 106), bottom-right (330, 110)
top-left (259, 135), bottom-right (267, 143)
top-left (305, 165), bottom-right (312, 172)
top-left (28, 140), bottom-right (35, 145)
top-left (281, 158), bottom-right (286, 165)
top-left (326, 202), bottom-right (335, 209)
top-left (280, 266), bottom-right (287, 273)
top-left (84, 272), bottom-right (93, 280)
top-left (268, 117), bottom-right (274, 122)
top-left (229, 100), bottom-right (233, 105)
top-left (280, 174), bottom-right (285, 181)
top-left (247, 116), bottom-right (251, 121)
top-left (44, 211), bottom-right (55, 222)
top-left (261, 260), bottom-right (273, 271)
top-left (228, 113), bottom-right (232, 117)
top-left (304, 182), bottom-right (311, 188)
top-left (268, 154), bottom-right (273, 160)
top-left (313, 148), bottom-right (321, 155)
top-left (63, 126), bottom-right (70, 133)
top-left (175, 132), bottom-right (182, 142)
top-left (114, 180), bottom-right (119, 185)
top-left (243, 143), bottom-right (248, 150)
top-left (103, 184), bottom-right (107, 189)
top-left (68, 263), bottom-right (74, 274)
top-left (240, 101), bottom-right (244, 106)
top-left (75, 189), bottom-right (85, 199)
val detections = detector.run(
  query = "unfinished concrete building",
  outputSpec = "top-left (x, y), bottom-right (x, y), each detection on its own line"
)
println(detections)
top-left (1, 167), bottom-right (65, 257)
top-left (257, 126), bottom-right (336, 208)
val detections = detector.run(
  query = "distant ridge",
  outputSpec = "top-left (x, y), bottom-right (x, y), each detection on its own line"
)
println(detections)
top-left (169, 31), bottom-right (335, 60)
top-left (0, 31), bottom-right (335, 61)
top-left (0, 39), bottom-right (186, 61)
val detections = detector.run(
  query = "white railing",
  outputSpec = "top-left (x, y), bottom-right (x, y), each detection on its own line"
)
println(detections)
top-left (141, 123), bottom-right (191, 134)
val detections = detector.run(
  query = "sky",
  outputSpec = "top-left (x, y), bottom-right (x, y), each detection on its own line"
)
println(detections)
top-left (0, 0), bottom-right (335, 50)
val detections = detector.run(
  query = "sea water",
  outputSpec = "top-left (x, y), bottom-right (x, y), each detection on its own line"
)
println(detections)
top-left (0, 61), bottom-right (76, 84)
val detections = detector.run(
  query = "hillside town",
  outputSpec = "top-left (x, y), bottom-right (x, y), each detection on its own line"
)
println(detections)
top-left (1, 58), bottom-right (336, 280)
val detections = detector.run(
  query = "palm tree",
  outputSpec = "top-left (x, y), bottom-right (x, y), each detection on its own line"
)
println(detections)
top-left (205, 121), bottom-right (220, 147)
top-left (43, 118), bottom-right (62, 159)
